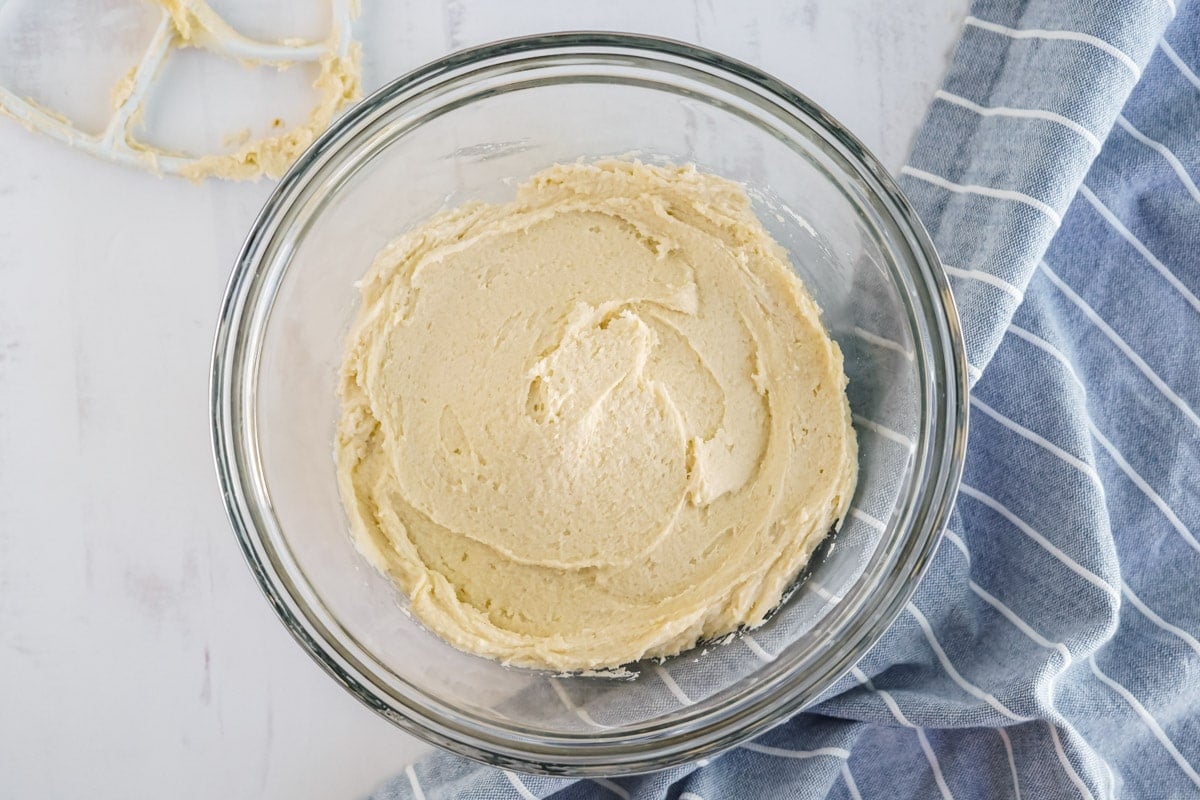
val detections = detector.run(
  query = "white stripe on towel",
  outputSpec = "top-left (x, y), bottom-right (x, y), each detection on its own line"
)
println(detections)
top-left (1048, 724), bottom-right (1098, 800)
top-left (943, 264), bottom-right (1025, 302)
top-left (593, 778), bottom-right (630, 799)
top-left (504, 771), bottom-right (539, 800)
top-left (997, 728), bottom-right (1022, 800)
top-left (742, 633), bottom-right (776, 662)
top-left (741, 741), bottom-right (851, 760)
top-left (963, 16), bottom-right (1140, 77)
top-left (1040, 261), bottom-right (1200, 429)
top-left (970, 396), bottom-right (1101, 486)
top-left (943, 531), bottom-right (1103, 800)
top-left (1087, 422), bottom-right (1200, 554)
top-left (404, 766), bottom-right (427, 800)
top-left (935, 90), bottom-right (1101, 152)
top-left (901, 165), bottom-right (1062, 226)
top-left (1121, 582), bottom-right (1200, 658)
top-left (654, 664), bottom-right (692, 705)
top-left (852, 326), bottom-right (915, 359)
top-left (842, 762), bottom-right (864, 800)
top-left (1161, 41), bottom-right (1200, 91)
top-left (851, 667), bottom-right (955, 800)
top-left (1079, 184), bottom-right (1200, 313)
top-left (852, 414), bottom-right (916, 449)
top-left (958, 483), bottom-right (1119, 599)
top-left (1089, 657), bottom-right (1200, 788)
top-left (1006, 324), bottom-right (1087, 393)
top-left (549, 677), bottom-right (611, 729)
top-left (906, 601), bottom-right (1031, 721)
top-left (1116, 116), bottom-right (1200, 205)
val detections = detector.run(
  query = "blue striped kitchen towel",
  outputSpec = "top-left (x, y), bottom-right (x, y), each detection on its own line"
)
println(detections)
top-left (373, 0), bottom-right (1200, 796)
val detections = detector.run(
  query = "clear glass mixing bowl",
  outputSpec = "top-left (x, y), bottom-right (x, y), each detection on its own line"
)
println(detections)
top-left (211, 32), bottom-right (968, 775)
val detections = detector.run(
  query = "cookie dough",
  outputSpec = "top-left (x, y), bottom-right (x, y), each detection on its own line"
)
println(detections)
top-left (336, 160), bottom-right (857, 671)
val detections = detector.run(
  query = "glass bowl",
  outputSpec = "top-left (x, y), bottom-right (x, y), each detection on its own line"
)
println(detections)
top-left (211, 32), bottom-right (967, 775)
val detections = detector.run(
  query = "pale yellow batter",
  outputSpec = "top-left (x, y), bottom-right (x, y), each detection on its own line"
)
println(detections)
top-left (336, 160), bottom-right (857, 671)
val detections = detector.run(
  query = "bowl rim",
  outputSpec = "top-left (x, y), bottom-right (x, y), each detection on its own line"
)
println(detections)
top-left (211, 30), bottom-right (969, 775)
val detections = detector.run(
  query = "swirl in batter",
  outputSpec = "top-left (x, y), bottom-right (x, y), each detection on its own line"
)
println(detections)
top-left (336, 160), bottom-right (857, 671)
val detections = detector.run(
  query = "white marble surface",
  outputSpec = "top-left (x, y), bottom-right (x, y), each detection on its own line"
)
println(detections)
top-left (0, 1), bottom-right (965, 797)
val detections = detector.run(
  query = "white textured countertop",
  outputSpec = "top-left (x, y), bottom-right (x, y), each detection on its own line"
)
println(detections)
top-left (0, 1), bottom-right (965, 797)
